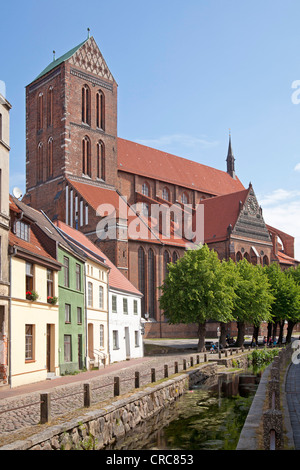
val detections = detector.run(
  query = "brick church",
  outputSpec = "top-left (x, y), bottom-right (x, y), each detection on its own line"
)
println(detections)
top-left (23, 35), bottom-right (298, 338)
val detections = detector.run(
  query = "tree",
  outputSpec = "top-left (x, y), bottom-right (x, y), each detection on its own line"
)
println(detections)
top-left (264, 263), bottom-right (300, 344)
top-left (159, 245), bottom-right (236, 351)
top-left (233, 260), bottom-right (274, 347)
top-left (283, 265), bottom-right (300, 343)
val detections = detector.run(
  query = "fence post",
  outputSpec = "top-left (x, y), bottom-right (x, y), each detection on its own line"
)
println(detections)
top-left (84, 383), bottom-right (91, 408)
top-left (151, 368), bottom-right (156, 383)
top-left (164, 364), bottom-right (168, 378)
top-left (196, 355), bottom-right (200, 364)
top-left (190, 356), bottom-right (194, 367)
top-left (174, 361), bottom-right (178, 373)
top-left (114, 377), bottom-right (120, 397)
top-left (40, 392), bottom-right (51, 424)
top-left (204, 353), bottom-right (207, 362)
top-left (135, 371), bottom-right (140, 388)
top-left (183, 359), bottom-right (187, 370)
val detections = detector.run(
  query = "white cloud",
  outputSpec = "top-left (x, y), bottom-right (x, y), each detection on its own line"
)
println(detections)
top-left (136, 134), bottom-right (219, 150)
top-left (258, 188), bottom-right (300, 207)
top-left (294, 163), bottom-right (300, 172)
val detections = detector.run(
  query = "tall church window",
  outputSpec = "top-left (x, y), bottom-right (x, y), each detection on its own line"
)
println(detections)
top-left (163, 250), bottom-right (170, 279)
top-left (47, 137), bottom-right (53, 178)
top-left (142, 182), bottom-right (149, 197)
top-left (162, 187), bottom-right (170, 201)
top-left (138, 247), bottom-right (146, 316)
top-left (82, 136), bottom-right (91, 177)
top-left (47, 86), bottom-right (53, 127)
top-left (37, 142), bottom-right (43, 182)
top-left (37, 93), bottom-right (43, 130)
top-left (82, 84), bottom-right (90, 125)
top-left (148, 249), bottom-right (155, 318)
top-left (96, 90), bottom-right (105, 130)
top-left (97, 140), bottom-right (105, 180)
top-left (172, 251), bottom-right (178, 264)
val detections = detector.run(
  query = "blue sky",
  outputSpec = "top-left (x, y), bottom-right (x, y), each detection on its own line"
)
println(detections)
top-left (2, 0), bottom-right (300, 257)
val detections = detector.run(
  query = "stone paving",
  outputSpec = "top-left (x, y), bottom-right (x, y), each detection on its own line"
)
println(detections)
top-left (286, 362), bottom-right (300, 450)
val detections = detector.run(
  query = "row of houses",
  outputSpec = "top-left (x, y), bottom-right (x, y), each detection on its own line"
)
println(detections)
top-left (0, 93), bottom-right (144, 388)
top-left (6, 196), bottom-right (143, 388)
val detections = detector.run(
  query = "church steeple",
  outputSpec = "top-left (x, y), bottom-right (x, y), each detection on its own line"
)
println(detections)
top-left (226, 130), bottom-right (236, 179)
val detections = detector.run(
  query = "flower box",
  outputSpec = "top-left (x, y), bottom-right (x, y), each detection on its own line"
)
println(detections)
top-left (47, 296), bottom-right (58, 305)
top-left (26, 291), bottom-right (39, 301)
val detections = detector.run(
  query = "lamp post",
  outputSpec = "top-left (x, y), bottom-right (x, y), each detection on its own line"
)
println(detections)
top-left (217, 326), bottom-right (220, 352)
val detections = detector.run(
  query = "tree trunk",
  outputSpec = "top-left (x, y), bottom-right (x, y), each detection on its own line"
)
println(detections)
top-left (278, 320), bottom-right (285, 345)
top-left (267, 322), bottom-right (273, 343)
top-left (272, 321), bottom-right (278, 342)
top-left (236, 321), bottom-right (245, 347)
top-left (197, 322), bottom-right (206, 352)
top-left (253, 325), bottom-right (259, 344)
top-left (286, 320), bottom-right (296, 344)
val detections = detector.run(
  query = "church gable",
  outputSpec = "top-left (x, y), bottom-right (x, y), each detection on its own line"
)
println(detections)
top-left (68, 36), bottom-right (115, 82)
top-left (232, 186), bottom-right (271, 242)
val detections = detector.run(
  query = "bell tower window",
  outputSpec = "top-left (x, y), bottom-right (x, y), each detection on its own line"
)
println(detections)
top-left (82, 84), bottom-right (90, 125)
top-left (82, 136), bottom-right (91, 177)
top-left (97, 140), bottom-right (105, 180)
top-left (96, 90), bottom-right (105, 130)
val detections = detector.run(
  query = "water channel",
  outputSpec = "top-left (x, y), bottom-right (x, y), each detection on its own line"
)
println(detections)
top-left (105, 368), bottom-right (263, 451)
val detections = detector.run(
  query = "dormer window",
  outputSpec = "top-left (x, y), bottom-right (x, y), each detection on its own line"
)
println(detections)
top-left (182, 192), bottom-right (188, 204)
top-left (142, 182), bottom-right (149, 197)
top-left (162, 187), bottom-right (170, 201)
top-left (16, 220), bottom-right (30, 242)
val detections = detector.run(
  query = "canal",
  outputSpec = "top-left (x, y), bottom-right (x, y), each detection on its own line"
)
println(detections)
top-left (105, 369), bottom-right (262, 451)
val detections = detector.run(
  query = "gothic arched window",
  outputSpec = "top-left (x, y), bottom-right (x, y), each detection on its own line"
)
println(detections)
top-left (162, 187), bottom-right (170, 201)
top-left (47, 86), bottom-right (53, 127)
top-left (142, 182), bottom-right (149, 197)
top-left (82, 84), bottom-right (90, 125)
top-left (82, 136), bottom-right (91, 177)
top-left (37, 93), bottom-right (43, 130)
top-left (172, 251), bottom-right (178, 264)
top-left (97, 140), bottom-right (105, 180)
top-left (96, 90), bottom-right (105, 130)
top-left (148, 249), bottom-right (155, 318)
top-left (37, 142), bottom-right (43, 182)
top-left (138, 247), bottom-right (146, 316)
top-left (163, 250), bottom-right (170, 279)
top-left (47, 137), bottom-right (53, 178)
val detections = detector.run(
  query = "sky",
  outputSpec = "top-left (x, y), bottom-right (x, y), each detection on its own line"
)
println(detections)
top-left (2, 0), bottom-right (300, 258)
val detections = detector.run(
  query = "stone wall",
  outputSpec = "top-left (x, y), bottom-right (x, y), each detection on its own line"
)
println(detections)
top-left (0, 362), bottom-right (217, 450)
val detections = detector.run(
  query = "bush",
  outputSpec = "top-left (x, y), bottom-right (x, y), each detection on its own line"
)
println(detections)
top-left (249, 348), bottom-right (278, 367)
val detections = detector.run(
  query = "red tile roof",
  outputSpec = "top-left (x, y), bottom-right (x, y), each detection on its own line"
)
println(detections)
top-left (56, 221), bottom-right (142, 296)
top-left (200, 188), bottom-right (249, 242)
top-left (276, 251), bottom-right (298, 266)
top-left (9, 229), bottom-right (59, 265)
top-left (117, 138), bottom-right (245, 196)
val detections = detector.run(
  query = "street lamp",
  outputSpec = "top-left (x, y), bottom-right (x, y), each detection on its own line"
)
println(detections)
top-left (217, 326), bottom-right (220, 352)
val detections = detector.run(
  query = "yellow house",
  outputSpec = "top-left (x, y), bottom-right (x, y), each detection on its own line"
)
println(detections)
top-left (9, 197), bottom-right (61, 387)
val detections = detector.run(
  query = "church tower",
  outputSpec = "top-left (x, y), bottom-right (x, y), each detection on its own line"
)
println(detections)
top-left (226, 132), bottom-right (236, 179)
top-left (24, 35), bottom-right (118, 220)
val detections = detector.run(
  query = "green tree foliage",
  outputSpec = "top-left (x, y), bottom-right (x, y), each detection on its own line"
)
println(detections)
top-left (282, 265), bottom-right (300, 342)
top-left (159, 245), bottom-right (235, 351)
top-left (233, 260), bottom-right (274, 346)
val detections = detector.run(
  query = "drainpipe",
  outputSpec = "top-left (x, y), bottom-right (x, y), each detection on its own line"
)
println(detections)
top-left (8, 245), bottom-right (17, 387)
top-left (84, 263), bottom-right (88, 370)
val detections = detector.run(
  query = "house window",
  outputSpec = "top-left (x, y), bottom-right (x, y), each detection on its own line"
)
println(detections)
top-left (82, 84), bottom-right (90, 125)
top-left (47, 269), bottom-right (54, 297)
top-left (100, 324), bottom-right (104, 348)
top-left (77, 307), bottom-right (82, 324)
top-left (16, 220), bottom-right (30, 241)
top-left (97, 141), bottom-right (105, 180)
top-left (25, 262), bottom-right (34, 292)
top-left (47, 86), bottom-right (53, 127)
top-left (135, 331), bottom-right (140, 347)
top-left (63, 256), bottom-right (69, 287)
top-left (134, 299), bottom-right (138, 315)
top-left (112, 295), bottom-right (117, 313)
top-left (162, 187), bottom-right (170, 201)
top-left (47, 137), bottom-right (53, 178)
top-left (99, 285), bottom-right (104, 309)
top-left (65, 304), bottom-right (71, 323)
top-left (76, 263), bottom-right (81, 291)
top-left (64, 335), bottom-right (72, 362)
top-left (37, 93), bottom-right (43, 130)
top-left (96, 90), bottom-right (105, 130)
top-left (113, 331), bottom-right (119, 350)
top-left (82, 136), bottom-right (91, 177)
top-left (25, 324), bottom-right (34, 361)
top-left (142, 182), bottom-right (149, 197)
top-left (123, 298), bottom-right (128, 314)
top-left (88, 282), bottom-right (93, 307)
